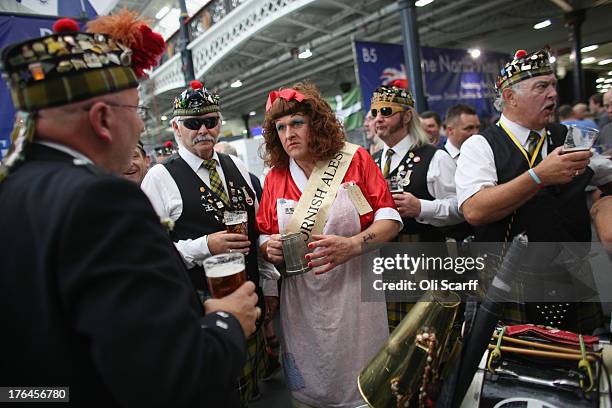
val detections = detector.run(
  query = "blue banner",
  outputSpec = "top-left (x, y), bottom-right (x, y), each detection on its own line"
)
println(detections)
top-left (354, 41), bottom-right (508, 120)
top-left (0, 15), bottom-right (87, 159)
top-left (422, 46), bottom-right (508, 119)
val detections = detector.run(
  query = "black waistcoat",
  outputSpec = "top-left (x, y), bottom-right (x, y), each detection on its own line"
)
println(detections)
top-left (474, 123), bottom-right (592, 242)
top-left (374, 143), bottom-right (445, 241)
top-left (440, 145), bottom-right (475, 241)
top-left (164, 153), bottom-right (260, 292)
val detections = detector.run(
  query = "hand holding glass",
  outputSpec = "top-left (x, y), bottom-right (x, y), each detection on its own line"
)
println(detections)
top-left (203, 253), bottom-right (247, 298)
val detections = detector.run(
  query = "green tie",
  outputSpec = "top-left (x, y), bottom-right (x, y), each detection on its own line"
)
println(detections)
top-left (203, 159), bottom-right (229, 206)
top-left (383, 148), bottom-right (394, 177)
top-left (526, 131), bottom-right (542, 165)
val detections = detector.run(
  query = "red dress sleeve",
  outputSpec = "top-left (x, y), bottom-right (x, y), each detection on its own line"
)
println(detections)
top-left (256, 170), bottom-right (280, 236)
top-left (344, 147), bottom-right (398, 231)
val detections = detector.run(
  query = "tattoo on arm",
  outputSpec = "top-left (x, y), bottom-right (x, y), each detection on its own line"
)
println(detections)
top-left (362, 233), bottom-right (375, 243)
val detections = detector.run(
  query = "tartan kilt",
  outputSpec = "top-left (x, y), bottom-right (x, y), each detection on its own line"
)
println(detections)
top-left (237, 325), bottom-right (269, 406)
top-left (197, 290), bottom-right (268, 406)
top-left (386, 301), bottom-right (415, 334)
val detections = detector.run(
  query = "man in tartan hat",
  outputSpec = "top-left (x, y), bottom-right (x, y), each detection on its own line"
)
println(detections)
top-left (141, 79), bottom-right (278, 406)
top-left (0, 10), bottom-right (259, 407)
top-left (456, 49), bottom-right (612, 333)
top-left (369, 82), bottom-right (463, 332)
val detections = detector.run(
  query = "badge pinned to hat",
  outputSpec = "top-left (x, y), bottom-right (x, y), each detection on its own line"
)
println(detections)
top-left (0, 9), bottom-right (166, 183)
top-left (173, 80), bottom-right (220, 117)
top-left (495, 48), bottom-right (554, 94)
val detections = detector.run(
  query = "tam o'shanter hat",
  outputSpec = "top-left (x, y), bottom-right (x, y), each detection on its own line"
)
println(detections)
top-left (173, 80), bottom-right (220, 117)
top-left (495, 48), bottom-right (553, 93)
top-left (370, 81), bottom-right (415, 110)
top-left (0, 9), bottom-right (165, 183)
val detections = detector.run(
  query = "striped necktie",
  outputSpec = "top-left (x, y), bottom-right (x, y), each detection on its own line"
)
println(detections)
top-left (382, 148), bottom-right (395, 177)
top-left (526, 131), bottom-right (542, 165)
top-left (202, 158), bottom-right (229, 206)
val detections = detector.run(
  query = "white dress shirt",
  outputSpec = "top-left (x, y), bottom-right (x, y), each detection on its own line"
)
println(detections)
top-left (443, 139), bottom-right (461, 163)
top-left (141, 146), bottom-right (279, 294)
top-left (380, 135), bottom-right (463, 227)
top-left (456, 114), bottom-right (612, 208)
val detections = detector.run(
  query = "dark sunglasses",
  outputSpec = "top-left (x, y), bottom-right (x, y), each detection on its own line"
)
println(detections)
top-left (178, 116), bottom-right (219, 130)
top-left (371, 106), bottom-right (406, 118)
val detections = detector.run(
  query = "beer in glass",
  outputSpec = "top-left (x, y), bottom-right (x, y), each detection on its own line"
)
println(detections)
top-left (224, 210), bottom-right (248, 235)
top-left (203, 253), bottom-right (246, 298)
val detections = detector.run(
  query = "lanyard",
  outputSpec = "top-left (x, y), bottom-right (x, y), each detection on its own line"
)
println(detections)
top-left (498, 121), bottom-right (545, 168)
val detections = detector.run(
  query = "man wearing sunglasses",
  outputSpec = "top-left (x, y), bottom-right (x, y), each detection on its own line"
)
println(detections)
top-left (370, 84), bottom-right (463, 332)
top-left (141, 80), bottom-right (273, 406)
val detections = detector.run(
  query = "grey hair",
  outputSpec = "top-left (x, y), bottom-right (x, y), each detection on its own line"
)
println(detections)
top-left (494, 82), bottom-right (525, 112)
top-left (408, 108), bottom-right (432, 148)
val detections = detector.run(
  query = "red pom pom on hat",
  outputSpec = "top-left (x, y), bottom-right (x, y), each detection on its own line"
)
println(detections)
top-left (514, 50), bottom-right (527, 59)
top-left (53, 18), bottom-right (80, 33)
top-left (164, 141), bottom-right (173, 148)
top-left (390, 79), bottom-right (408, 89)
top-left (190, 80), bottom-right (203, 90)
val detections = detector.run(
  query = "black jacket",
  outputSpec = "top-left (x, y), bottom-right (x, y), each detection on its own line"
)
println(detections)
top-left (0, 143), bottom-right (246, 407)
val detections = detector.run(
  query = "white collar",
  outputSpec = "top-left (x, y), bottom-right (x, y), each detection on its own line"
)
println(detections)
top-left (444, 139), bottom-right (461, 158)
top-left (36, 140), bottom-right (93, 164)
top-left (499, 114), bottom-right (545, 145)
top-left (381, 133), bottom-right (414, 162)
top-left (178, 146), bottom-right (220, 172)
top-left (289, 158), bottom-right (309, 192)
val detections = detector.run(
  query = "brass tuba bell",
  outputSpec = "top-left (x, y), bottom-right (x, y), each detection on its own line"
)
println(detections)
top-left (358, 290), bottom-right (460, 407)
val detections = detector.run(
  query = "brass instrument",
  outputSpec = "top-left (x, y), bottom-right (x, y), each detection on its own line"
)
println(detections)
top-left (358, 291), bottom-right (460, 408)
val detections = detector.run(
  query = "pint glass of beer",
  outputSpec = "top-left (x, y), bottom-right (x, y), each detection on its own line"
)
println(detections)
top-left (203, 253), bottom-right (247, 298)
top-left (562, 125), bottom-right (598, 152)
top-left (224, 210), bottom-right (248, 235)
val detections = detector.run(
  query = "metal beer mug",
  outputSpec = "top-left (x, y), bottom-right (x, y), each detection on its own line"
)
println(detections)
top-left (280, 232), bottom-right (311, 277)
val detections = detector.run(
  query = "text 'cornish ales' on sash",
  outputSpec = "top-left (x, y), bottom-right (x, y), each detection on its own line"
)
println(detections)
top-left (286, 142), bottom-right (360, 243)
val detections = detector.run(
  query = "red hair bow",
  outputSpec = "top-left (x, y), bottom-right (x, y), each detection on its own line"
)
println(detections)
top-left (266, 88), bottom-right (305, 112)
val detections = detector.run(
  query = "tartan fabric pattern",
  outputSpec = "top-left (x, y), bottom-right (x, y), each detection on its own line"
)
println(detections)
top-left (526, 131), bottom-right (543, 165)
top-left (382, 148), bottom-right (394, 178)
top-left (237, 326), bottom-right (269, 406)
top-left (203, 159), bottom-right (229, 207)
top-left (196, 290), bottom-right (268, 406)
top-left (386, 301), bottom-right (415, 333)
top-left (10, 66), bottom-right (138, 111)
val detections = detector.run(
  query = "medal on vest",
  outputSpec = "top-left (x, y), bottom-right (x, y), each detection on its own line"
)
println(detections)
top-left (242, 187), bottom-right (254, 206)
top-left (401, 170), bottom-right (412, 186)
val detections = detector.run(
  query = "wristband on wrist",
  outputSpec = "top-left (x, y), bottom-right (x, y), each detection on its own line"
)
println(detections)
top-left (528, 169), bottom-right (543, 188)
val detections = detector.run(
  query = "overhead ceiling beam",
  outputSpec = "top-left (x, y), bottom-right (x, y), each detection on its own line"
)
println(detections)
top-left (253, 34), bottom-right (295, 47)
top-left (286, 18), bottom-right (333, 34)
top-left (234, 50), bottom-right (270, 60)
top-left (548, 0), bottom-right (573, 12)
top-left (322, 0), bottom-right (368, 16)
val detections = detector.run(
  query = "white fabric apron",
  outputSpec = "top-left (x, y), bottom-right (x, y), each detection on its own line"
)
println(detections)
top-left (280, 183), bottom-right (388, 408)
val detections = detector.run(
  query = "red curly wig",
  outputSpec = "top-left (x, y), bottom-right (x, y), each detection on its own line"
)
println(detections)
top-left (261, 82), bottom-right (345, 168)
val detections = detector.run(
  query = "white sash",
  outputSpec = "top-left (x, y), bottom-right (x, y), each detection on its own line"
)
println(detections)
top-left (286, 142), bottom-right (359, 242)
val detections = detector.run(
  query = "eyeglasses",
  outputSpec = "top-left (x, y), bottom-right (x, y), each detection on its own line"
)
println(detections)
top-left (274, 118), bottom-right (307, 133)
top-left (371, 106), bottom-right (406, 118)
top-left (178, 116), bottom-right (220, 130)
top-left (82, 102), bottom-right (150, 120)
top-left (106, 103), bottom-right (149, 120)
